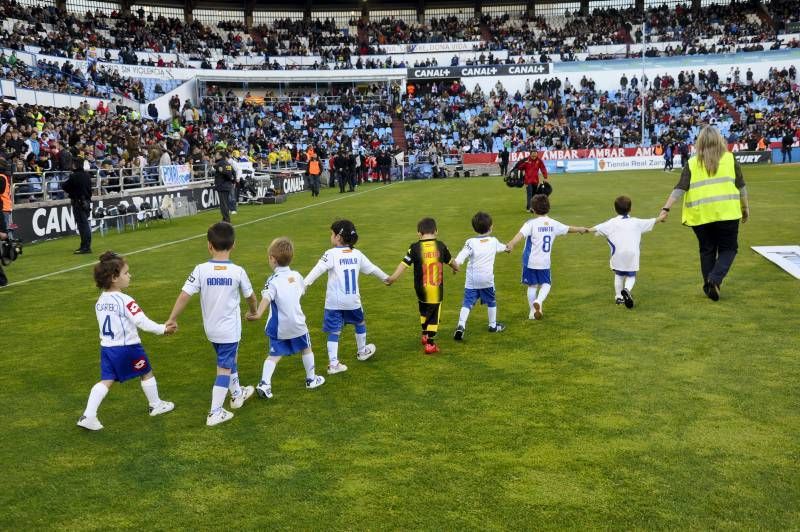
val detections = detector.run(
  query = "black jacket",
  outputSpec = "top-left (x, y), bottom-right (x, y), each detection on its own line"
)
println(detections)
top-left (62, 170), bottom-right (93, 201)
top-left (214, 159), bottom-right (235, 191)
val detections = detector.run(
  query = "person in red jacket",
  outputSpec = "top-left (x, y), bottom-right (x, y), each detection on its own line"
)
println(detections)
top-left (512, 153), bottom-right (549, 212)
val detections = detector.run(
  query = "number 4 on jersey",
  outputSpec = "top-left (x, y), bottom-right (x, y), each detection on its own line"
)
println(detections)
top-left (102, 315), bottom-right (115, 339)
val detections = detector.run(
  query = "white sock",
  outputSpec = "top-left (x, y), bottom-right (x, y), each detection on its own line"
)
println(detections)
top-left (624, 276), bottom-right (636, 292)
top-left (83, 382), bottom-right (108, 418)
top-left (614, 275), bottom-right (624, 298)
top-left (487, 306), bottom-right (497, 328)
top-left (140, 377), bottom-right (160, 406)
top-left (211, 384), bottom-right (228, 412)
top-left (261, 358), bottom-right (277, 385)
top-left (327, 341), bottom-right (339, 365)
top-left (537, 283), bottom-right (551, 303)
top-left (458, 307), bottom-right (470, 327)
top-left (229, 372), bottom-right (242, 398)
top-left (301, 352), bottom-right (316, 380)
top-left (527, 285), bottom-right (538, 308)
top-left (355, 332), bottom-right (367, 351)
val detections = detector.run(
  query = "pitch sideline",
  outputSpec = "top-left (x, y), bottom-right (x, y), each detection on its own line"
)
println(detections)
top-left (3, 183), bottom-right (395, 289)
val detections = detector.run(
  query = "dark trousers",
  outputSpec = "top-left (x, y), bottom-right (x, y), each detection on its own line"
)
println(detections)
top-left (0, 264), bottom-right (6, 286)
top-left (309, 174), bottom-right (320, 196)
top-left (525, 183), bottom-right (537, 210)
top-left (782, 148), bottom-right (792, 163)
top-left (500, 162), bottom-right (508, 175)
top-left (348, 172), bottom-right (356, 191)
top-left (338, 171), bottom-right (347, 192)
top-left (691, 219), bottom-right (739, 285)
top-left (218, 188), bottom-right (231, 222)
top-left (73, 202), bottom-right (92, 251)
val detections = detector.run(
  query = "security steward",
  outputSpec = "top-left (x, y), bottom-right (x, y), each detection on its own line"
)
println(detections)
top-left (62, 157), bottom-right (93, 254)
top-left (307, 153), bottom-right (322, 197)
top-left (213, 149), bottom-right (235, 222)
top-left (0, 159), bottom-right (10, 286)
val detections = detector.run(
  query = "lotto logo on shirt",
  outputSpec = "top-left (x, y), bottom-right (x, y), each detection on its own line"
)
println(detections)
top-left (132, 358), bottom-right (147, 370)
top-left (126, 300), bottom-right (142, 315)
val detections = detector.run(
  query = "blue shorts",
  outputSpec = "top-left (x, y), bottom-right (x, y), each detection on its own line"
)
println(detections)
top-left (322, 308), bottom-right (365, 333)
top-left (212, 342), bottom-right (239, 369)
top-left (269, 333), bottom-right (311, 356)
top-left (613, 270), bottom-right (637, 277)
top-left (522, 268), bottom-right (551, 285)
top-left (100, 344), bottom-right (151, 382)
top-left (462, 287), bottom-right (497, 308)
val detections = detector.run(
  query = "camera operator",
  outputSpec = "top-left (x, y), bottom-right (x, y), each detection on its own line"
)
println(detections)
top-left (61, 156), bottom-right (93, 254)
top-left (0, 158), bottom-right (9, 286)
top-left (213, 149), bottom-right (235, 222)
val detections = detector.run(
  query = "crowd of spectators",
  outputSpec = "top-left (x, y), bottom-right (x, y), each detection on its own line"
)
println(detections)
top-left (2, 0), bottom-right (799, 72)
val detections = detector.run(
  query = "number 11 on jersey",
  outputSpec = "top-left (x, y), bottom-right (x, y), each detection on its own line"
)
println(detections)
top-left (343, 268), bottom-right (357, 295)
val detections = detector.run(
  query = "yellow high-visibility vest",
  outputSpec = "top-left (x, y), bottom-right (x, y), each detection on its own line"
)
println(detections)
top-left (682, 152), bottom-right (742, 226)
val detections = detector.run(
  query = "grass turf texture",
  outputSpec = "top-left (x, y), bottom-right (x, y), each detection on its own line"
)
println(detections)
top-left (1, 167), bottom-right (799, 530)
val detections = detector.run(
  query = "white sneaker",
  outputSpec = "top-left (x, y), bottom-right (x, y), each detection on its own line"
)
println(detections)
top-left (306, 375), bottom-right (326, 390)
top-left (77, 415), bottom-right (103, 431)
top-left (206, 408), bottom-right (234, 426)
top-left (256, 381), bottom-right (273, 399)
top-left (356, 343), bottom-right (376, 361)
top-left (327, 362), bottom-right (348, 374)
top-left (231, 210), bottom-right (238, 215)
top-left (148, 400), bottom-right (175, 417)
top-left (528, 308), bottom-right (536, 320)
top-left (229, 385), bottom-right (254, 409)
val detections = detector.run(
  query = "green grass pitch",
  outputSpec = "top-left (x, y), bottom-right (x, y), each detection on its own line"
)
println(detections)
top-left (1, 167), bottom-right (798, 529)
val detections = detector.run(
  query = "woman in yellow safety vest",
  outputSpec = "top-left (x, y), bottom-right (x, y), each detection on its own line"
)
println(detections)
top-left (659, 126), bottom-right (750, 301)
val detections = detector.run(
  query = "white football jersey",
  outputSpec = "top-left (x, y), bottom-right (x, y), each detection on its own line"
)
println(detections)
top-left (455, 235), bottom-right (507, 289)
top-left (262, 266), bottom-right (308, 339)
top-left (519, 216), bottom-right (570, 269)
top-left (181, 260), bottom-right (254, 344)
top-left (95, 291), bottom-right (165, 347)
top-left (593, 215), bottom-right (656, 272)
top-left (304, 247), bottom-right (388, 310)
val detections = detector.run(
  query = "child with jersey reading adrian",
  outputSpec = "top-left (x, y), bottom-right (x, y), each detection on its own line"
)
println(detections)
top-left (588, 195), bottom-right (665, 308)
top-left (166, 222), bottom-right (258, 427)
top-left (303, 220), bottom-right (390, 374)
top-left (246, 237), bottom-right (325, 400)
top-left (453, 212), bottom-right (508, 340)
top-left (77, 252), bottom-right (176, 431)
top-left (386, 217), bottom-right (459, 354)
top-left (506, 195), bottom-right (588, 320)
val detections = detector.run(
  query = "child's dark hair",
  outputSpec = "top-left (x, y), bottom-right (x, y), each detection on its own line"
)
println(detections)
top-left (269, 237), bottom-right (294, 267)
top-left (471, 212), bottom-right (493, 234)
top-left (331, 219), bottom-right (358, 248)
top-left (207, 222), bottom-right (235, 251)
top-left (94, 251), bottom-right (126, 289)
top-left (417, 217), bottom-right (437, 235)
top-left (614, 195), bottom-right (632, 215)
top-left (530, 194), bottom-right (550, 215)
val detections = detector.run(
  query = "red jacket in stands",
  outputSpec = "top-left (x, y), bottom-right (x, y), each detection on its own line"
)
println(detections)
top-left (516, 157), bottom-right (548, 185)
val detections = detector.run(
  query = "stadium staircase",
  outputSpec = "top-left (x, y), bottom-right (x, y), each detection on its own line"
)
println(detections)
top-left (391, 117), bottom-right (408, 151)
top-left (711, 91), bottom-right (741, 122)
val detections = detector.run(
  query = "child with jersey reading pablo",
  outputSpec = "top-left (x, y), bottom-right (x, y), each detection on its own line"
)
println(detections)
top-left (166, 222), bottom-right (258, 427)
top-left (246, 237), bottom-right (325, 400)
top-left (303, 220), bottom-right (390, 374)
top-left (505, 194), bottom-right (588, 320)
top-left (77, 251), bottom-right (176, 431)
top-left (453, 211), bottom-right (508, 341)
top-left (386, 217), bottom-right (459, 354)
top-left (587, 195), bottom-right (665, 309)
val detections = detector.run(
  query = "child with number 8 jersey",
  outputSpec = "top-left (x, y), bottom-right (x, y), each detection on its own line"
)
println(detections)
top-left (303, 220), bottom-right (390, 374)
top-left (505, 195), bottom-right (587, 320)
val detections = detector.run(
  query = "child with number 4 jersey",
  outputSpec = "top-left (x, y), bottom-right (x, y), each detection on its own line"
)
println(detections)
top-left (453, 212), bottom-right (508, 340)
top-left (77, 251), bottom-right (175, 431)
top-left (303, 220), bottom-right (390, 374)
top-left (506, 195), bottom-right (587, 320)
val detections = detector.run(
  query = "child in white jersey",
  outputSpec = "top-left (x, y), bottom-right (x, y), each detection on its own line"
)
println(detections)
top-left (588, 195), bottom-right (665, 308)
top-left (304, 220), bottom-right (389, 374)
top-left (167, 222), bottom-right (258, 427)
top-left (506, 194), bottom-right (587, 320)
top-left (453, 212), bottom-right (508, 340)
top-left (77, 252), bottom-right (176, 431)
top-left (247, 237), bottom-right (325, 400)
